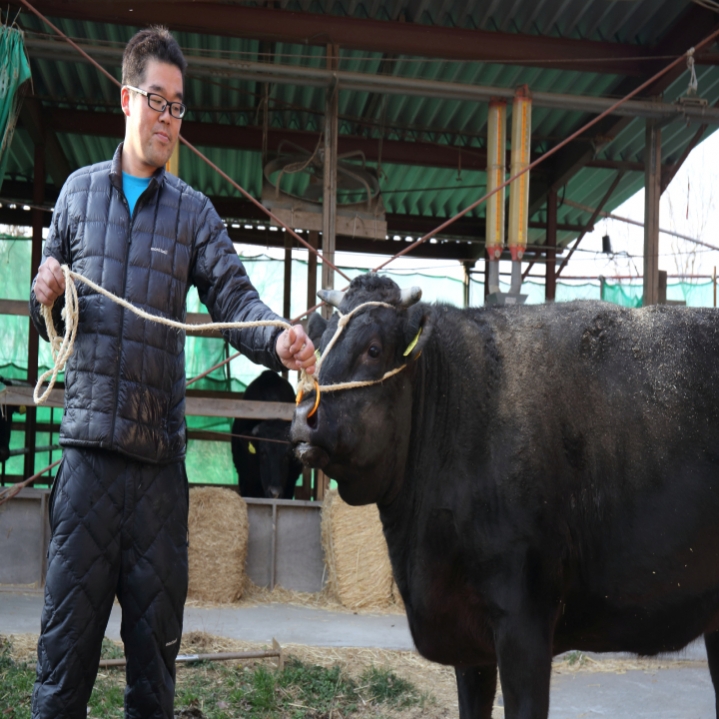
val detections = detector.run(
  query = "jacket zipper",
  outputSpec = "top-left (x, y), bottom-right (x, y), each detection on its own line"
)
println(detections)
top-left (108, 187), bottom-right (148, 445)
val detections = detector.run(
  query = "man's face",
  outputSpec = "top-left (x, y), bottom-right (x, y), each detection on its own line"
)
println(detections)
top-left (121, 59), bottom-right (183, 175)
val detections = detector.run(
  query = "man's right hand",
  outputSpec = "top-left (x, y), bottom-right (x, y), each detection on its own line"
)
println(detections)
top-left (34, 257), bottom-right (66, 307)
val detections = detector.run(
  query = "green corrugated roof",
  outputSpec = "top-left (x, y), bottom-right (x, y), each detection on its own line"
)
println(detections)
top-left (3, 0), bottom-right (718, 252)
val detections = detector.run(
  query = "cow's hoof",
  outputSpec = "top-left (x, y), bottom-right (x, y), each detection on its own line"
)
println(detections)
top-left (295, 442), bottom-right (330, 469)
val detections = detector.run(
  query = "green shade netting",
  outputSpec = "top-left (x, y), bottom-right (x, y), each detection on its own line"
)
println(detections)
top-left (0, 25), bottom-right (31, 192)
top-left (601, 280), bottom-right (715, 308)
top-left (2, 234), bottom-right (715, 484)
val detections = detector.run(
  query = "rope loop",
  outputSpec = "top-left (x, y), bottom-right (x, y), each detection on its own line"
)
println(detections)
top-left (33, 267), bottom-right (414, 413)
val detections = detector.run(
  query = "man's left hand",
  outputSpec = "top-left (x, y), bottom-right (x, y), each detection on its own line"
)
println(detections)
top-left (276, 325), bottom-right (316, 375)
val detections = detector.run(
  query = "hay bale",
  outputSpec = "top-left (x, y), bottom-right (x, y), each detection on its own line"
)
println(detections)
top-left (188, 487), bottom-right (248, 603)
top-left (321, 490), bottom-right (394, 610)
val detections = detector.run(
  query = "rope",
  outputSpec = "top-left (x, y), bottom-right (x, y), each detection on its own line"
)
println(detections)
top-left (295, 300), bottom-right (414, 417)
top-left (34, 267), bottom-right (413, 408)
top-left (34, 265), bottom-right (293, 405)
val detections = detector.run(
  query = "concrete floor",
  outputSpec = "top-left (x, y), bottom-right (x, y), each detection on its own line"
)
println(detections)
top-left (2, 592), bottom-right (716, 718)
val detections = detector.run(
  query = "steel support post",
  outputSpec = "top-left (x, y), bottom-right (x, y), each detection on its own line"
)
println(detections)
top-left (545, 187), bottom-right (557, 302)
top-left (321, 44), bottom-right (339, 320)
top-left (302, 230), bottom-right (319, 500)
top-left (463, 262), bottom-right (474, 307)
top-left (281, 230), bottom-right (293, 380)
top-left (25, 142), bottom-right (45, 480)
top-left (643, 119), bottom-right (662, 306)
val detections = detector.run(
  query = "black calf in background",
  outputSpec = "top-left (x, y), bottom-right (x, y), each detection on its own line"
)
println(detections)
top-left (231, 371), bottom-right (302, 499)
top-left (0, 405), bottom-right (16, 464)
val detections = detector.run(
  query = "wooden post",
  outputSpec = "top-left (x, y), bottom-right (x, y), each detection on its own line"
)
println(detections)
top-left (545, 187), bottom-right (557, 302)
top-left (658, 270), bottom-right (668, 305)
top-left (26, 142), bottom-right (45, 479)
top-left (281, 231), bottom-right (292, 380)
top-left (302, 230), bottom-right (319, 501)
top-left (315, 470), bottom-right (330, 502)
top-left (643, 119), bottom-right (661, 307)
top-left (307, 230), bottom-right (319, 310)
top-left (321, 44), bottom-right (339, 320)
top-left (484, 256), bottom-right (490, 303)
top-left (283, 231), bottom-right (292, 319)
top-left (165, 142), bottom-right (179, 176)
top-left (463, 262), bottom-right (471, 308)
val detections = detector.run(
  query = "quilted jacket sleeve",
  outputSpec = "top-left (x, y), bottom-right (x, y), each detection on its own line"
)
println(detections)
top-left (29, 183), bottom-right (71, 343)
top-left (191, 197), bottom-right (285, 372)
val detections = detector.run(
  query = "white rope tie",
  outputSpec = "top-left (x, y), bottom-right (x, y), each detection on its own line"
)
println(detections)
top-left (307, 300), bottom-right (410, 395)
top-left (34, 266), bottom-right (413, 407)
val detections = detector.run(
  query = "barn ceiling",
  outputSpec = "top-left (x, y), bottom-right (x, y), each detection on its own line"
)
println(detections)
top-left (3, 0), bottom-right (719, 261)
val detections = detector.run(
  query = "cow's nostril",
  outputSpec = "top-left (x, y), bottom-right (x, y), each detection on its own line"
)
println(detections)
top-left (307, 410), bottom-right (318, 429)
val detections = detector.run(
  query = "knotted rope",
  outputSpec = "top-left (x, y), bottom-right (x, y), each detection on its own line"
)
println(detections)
top-left (34, 265), bottom-right (294, 405)
top-left (297, 300), bottom-right (421, 418)
top-left (34, 266), bottom-right (416, 410)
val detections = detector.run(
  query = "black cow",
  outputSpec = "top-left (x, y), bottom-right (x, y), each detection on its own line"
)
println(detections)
top-left (293, 273), bottom-right (719, 719)
top-left (232, 370), bottom-right (302, 499)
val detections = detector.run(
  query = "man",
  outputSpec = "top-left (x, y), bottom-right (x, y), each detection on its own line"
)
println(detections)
top-left (29, 26), bottom-right (315, 719)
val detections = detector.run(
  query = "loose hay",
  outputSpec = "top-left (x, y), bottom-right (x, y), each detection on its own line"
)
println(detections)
top-left (321, 490), bottom-right (395, 610)
top-left (187, 487), bottom-right (248, 603)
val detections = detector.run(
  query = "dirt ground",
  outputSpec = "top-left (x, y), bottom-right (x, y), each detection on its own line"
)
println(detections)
top-left (6, 630), bottom-right (709, 719)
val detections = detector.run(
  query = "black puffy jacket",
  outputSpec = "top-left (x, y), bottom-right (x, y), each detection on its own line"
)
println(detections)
top-left (29, 143), bottom-right (285, 464)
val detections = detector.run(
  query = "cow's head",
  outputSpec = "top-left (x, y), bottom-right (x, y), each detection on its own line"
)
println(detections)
top-left (292, 274), bottom-right (432, 506)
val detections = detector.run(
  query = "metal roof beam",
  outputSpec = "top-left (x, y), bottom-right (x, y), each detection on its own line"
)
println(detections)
top-left (528, 4), bottom-right (719, 218)
top-left (12, 0), bottom-right (666, 75)
top-left (25, 38), bottom-right (719, 125)
top-left (43, 107), bottom-right (651, 176)
top-left (44, 107), bottom-right (499, 170)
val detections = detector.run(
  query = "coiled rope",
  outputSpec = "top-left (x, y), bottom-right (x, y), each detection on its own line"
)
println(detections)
top-left (34, 266), bottom-right (416, 411)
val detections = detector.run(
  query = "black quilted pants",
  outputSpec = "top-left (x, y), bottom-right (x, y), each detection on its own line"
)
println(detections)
top-left (32, 447), bottom-right (189, 719)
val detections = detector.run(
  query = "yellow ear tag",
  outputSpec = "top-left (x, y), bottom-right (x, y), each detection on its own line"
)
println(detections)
top-left (248, 442), bottom-right (257, 455)
top-left (18, 405), bottom-right (27, 415)
top-left (403, 328), bottom-right (422, 357)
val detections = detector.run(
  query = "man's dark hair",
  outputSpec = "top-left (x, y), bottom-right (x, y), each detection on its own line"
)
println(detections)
top-left (122, 25), bottom-right (187, 88)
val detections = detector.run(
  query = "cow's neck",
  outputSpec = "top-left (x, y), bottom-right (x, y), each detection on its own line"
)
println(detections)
top-left (378, 306), bottom-right (498, 603)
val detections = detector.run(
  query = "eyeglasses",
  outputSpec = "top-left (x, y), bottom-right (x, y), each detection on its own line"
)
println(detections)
top-left (124, 85), bottom-right (186, 119)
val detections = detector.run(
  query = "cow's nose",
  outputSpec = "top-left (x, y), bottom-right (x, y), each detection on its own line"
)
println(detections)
top-left (291, 399), bottom-right (315, 444)
top-left (269, 487), bottom-right (281, 499)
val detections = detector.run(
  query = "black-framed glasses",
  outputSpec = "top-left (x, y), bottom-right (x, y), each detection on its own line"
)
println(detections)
top-left (124, 85), bottom-right (186, 119)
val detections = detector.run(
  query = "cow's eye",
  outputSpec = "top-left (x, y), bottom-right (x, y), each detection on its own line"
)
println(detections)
top-left (368, 345), bottom-right (381, 359)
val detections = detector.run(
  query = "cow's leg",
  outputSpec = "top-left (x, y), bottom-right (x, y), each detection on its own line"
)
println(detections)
top-left (704, 630), bottom-right (719, 718)
top-left (455, 664), bottom-right (498, 719)
top-left (493, 614), bottom-right (554, 719)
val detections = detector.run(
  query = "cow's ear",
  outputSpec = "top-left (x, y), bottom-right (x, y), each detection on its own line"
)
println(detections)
top-left (307, 312), bottom-right (328, 346)
top-left (403, 303), bottom-right (433, 361)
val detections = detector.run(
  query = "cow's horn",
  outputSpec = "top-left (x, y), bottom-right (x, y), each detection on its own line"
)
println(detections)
top-left (399, 287), bottom-right (422, 308)
top-left (317, 288), bottom-right (346, 309)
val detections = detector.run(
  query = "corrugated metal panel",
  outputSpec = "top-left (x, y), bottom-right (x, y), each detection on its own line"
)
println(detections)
top-left (5, 0), bottom-right (717, 250)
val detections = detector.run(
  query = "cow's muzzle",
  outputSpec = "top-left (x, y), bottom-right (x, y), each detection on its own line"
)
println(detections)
top-left (291, 397), bottom-right (331, 469)
top-left (294, 442), bottom-right (330, 469)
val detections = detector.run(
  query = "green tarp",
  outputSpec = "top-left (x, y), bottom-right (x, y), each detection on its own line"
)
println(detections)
top-left (0, 25), bottom-right (31, 192)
